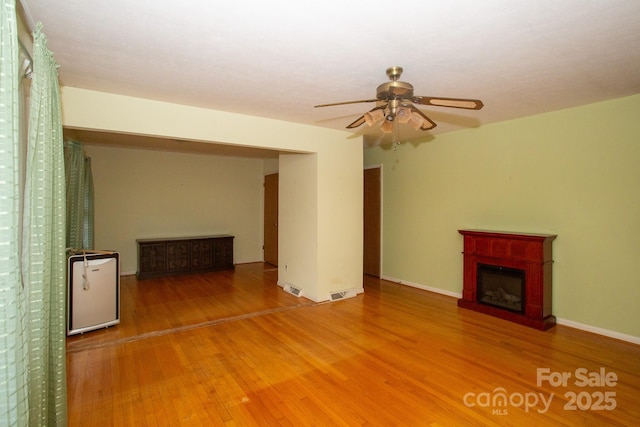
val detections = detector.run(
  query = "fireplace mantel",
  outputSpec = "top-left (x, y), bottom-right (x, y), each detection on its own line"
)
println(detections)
top-left (458, 229), bottom-right (557, 330)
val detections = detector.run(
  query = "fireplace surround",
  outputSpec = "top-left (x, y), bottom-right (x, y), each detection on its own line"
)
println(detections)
top-left (458, 229), bottom-right (557, 330)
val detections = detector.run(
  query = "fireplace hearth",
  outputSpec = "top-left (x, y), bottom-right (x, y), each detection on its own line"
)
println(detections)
top-left (458, 230), bottom-right (557, 330)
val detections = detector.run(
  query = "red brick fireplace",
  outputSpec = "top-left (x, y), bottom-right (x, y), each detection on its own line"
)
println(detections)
top-left (458, 229), bottom-right (557, 330)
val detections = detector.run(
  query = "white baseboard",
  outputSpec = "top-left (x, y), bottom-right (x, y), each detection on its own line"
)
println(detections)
top-left (381, 275), bottom-right (462, 299)
top-left (556, 318), bottom-right (640, 345)
top-left (381, 275), bottom-right (640, 345)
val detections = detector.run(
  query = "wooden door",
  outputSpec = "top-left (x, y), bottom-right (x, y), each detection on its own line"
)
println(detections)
top-left (363, 167), bottom-right (381, 277)
top-left (263, 173), bottom-right (279, 266)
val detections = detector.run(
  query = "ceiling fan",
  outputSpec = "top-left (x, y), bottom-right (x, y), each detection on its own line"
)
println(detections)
top-left (314, 66), bottom-right (484, 146)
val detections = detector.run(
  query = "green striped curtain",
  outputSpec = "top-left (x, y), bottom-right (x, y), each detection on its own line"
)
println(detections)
top-left (64, 140), bottom-right (95, 250)
top-left (0, 0), bottom-right (29, 425)
top-left (21, 23), bottom-right (68, 426)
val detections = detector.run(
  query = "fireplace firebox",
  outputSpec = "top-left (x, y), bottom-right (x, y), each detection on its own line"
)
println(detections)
top-left (458, 230), bottom-right (557, 330)
top-left (477, 264), bottom-right (525, 313)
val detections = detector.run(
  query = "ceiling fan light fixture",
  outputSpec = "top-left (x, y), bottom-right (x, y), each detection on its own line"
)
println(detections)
top-left (364, 109), bottom-right (384, 127)
top-left (408, 113), bottom-right (425, 130)
top-left (396, 106), bottom-right (412, 124)
top-left (380, 119), bottom-right (394, 133)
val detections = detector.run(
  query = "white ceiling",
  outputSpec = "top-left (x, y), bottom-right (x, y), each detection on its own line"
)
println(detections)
top-left (20, 0), bottom-right (640, 156)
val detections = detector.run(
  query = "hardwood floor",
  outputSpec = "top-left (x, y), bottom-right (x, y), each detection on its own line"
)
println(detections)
top-left (66, 263), bottom-right (640, 426)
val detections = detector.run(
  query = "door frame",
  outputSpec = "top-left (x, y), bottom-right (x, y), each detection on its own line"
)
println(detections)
top-left (263, 172), bottom-right (278, 267)
top-left (364, 165), bottom-right (382, 277)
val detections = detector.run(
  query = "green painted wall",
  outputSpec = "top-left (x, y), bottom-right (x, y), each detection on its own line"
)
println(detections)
top-left (364, 94), bottom-right (640, 338)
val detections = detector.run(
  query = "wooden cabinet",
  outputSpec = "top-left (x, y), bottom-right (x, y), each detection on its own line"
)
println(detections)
top-left (137, 235), bottom-right (234, 279)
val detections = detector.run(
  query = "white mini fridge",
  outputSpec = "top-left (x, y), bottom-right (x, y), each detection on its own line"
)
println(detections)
top-left (67, 251), bottom-right (120, 335)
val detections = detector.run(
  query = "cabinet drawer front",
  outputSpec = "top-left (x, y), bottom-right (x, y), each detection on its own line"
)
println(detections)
top-left (213, 238), bottom-right (234, 266)
top-left (139, 243), bottom-right (166, 274)
top-left (167, 242), bottom-right (190, 272)
top-left (191, 240), bottom-right (213, 269)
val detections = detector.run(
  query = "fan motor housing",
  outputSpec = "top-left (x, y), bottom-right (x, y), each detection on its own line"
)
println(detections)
top-left (376, 81), bottom-right (414, 101)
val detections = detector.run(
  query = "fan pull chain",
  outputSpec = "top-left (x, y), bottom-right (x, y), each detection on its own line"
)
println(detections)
top-left (392, 119), bottom-right (400, 151)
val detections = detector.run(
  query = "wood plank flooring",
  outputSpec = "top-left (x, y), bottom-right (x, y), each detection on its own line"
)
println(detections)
top-left (66, 263), bottom-right (640, 426)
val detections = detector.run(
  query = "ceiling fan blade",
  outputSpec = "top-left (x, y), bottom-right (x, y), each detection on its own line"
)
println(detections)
top-left (412, 96), bottom-right (484, 110)
top-left (314, 99), bottom-right (379, 108)
top-left (346, 104), bottom-right (387, 129)
top-left (410, 106), bottom-right (437, 130)
top-left (347, 115), bottom-right (366, 129)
